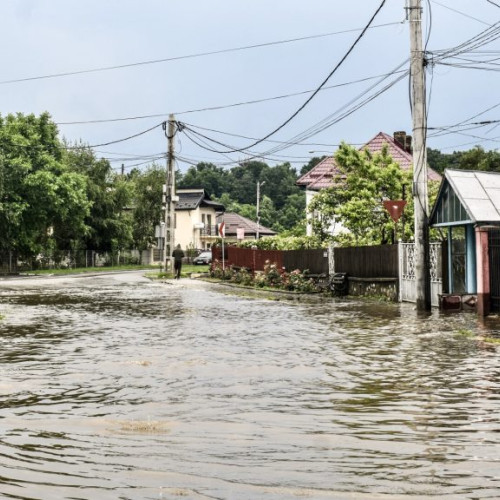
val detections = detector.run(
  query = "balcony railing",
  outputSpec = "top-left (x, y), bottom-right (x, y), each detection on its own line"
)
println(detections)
top-left (200, 225), bottom-right (218, 237)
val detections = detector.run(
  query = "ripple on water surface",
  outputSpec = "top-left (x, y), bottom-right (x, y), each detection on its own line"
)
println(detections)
top-left (0, 273), bottom-right (499, 499)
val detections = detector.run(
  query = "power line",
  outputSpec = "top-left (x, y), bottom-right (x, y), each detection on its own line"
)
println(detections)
top-left (179, 64), bottom-right (407, 161)
top-left (255, 66), bottom-right (408, 157)
top-left (177, 0), bottom-right (388, 156)
top-left (55, 69), bottom-right (408, 126)
top-left (64, 123), bottom-right (163, 149)
top-left (177, 122), bottom-right (363, 148)
top-left (430, 0), bottom-right (492, 26)
top-left (0, 22), bottom-right (402, 86)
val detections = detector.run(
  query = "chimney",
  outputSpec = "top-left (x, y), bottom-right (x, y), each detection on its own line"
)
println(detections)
top-left (393, 131), bottom-right (412, 153)
top-left (405, 134), bottom-right (412, 154)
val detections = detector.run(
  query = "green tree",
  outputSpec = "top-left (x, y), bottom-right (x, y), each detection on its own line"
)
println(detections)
top-left (130, 165), bottom-right (165, 260)
top-left (0, 113), bottom-right (90, 264)
top-left (458, 146), bottom-right (500, 172)
top-left (273, 192), bottom-right (306, 233)
top-left (309, 143), bottom-right (411, 245)
top-left (226, 160), bottom-right (268, 204)
top-left (65, 146), bottom-right (134, 254)
top-left (259, 162), bottom-right (302, 211)
top-left (427, 146), bottom-right (500, 174)
top-left (177, 162), bottom-right (229, 197)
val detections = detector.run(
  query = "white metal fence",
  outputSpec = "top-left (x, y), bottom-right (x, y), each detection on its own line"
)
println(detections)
top-left (399, 242), bottom-right (442, 306)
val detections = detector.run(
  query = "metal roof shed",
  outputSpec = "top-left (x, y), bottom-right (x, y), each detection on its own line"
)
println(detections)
top-left (430, 169), bottom-right (500, 315)
top-left (431, 170), bottom-right (500, 227)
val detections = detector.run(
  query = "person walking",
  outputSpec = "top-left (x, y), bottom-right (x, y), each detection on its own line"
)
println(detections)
top-left (172, 244), bottom-right (185, 279)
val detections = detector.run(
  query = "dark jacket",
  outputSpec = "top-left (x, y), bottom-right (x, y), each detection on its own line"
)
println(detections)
top-left (172, 248), bottom-right (185, 262)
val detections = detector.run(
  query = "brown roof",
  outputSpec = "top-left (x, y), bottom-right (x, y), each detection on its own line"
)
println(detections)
top-left (176, 189), bottom-right (225, 211)
top-left (216, 212), bottom-right (276, 237)
top-left (296, 131), bottom-right (441, 191)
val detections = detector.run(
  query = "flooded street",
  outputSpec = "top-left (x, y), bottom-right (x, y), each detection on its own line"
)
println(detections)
top-left (0, 272), bottom-right (499, 499)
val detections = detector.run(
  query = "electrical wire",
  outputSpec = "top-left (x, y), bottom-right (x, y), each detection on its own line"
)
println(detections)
top-left (248, 66), bottom-right (409, 158)
top-left (0, 22), bottom-right (402, 86)
top-left (1, 122), bottom-right (163, 152)
top-left (178, 56), bottom-right (408, 160)
top-left (430, 0), bottom-right (492, 26)
top-left (55, 69), bottom-right (408, 126)
top-left (175, 123), bottom-right (364, 148)
top-left (64, 123), bottom-right (163, 149)
top-left (179, 0), bottom-right (388, 155)
top-left (430, 21), bottom-right (500, 62)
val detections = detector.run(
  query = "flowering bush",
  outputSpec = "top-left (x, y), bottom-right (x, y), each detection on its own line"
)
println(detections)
top-left (284, 269), bottom-right (317, 293)
top-left (211, 259), bottom-right (319, 293)
top-left (210, 260), bottom-right (233, 280)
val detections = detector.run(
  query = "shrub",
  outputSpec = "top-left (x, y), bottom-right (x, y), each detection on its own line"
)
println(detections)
top-left (211, 259), bottom-right (319, 293)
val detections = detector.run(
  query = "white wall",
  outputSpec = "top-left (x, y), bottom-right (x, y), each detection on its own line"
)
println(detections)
top-left (305, 189), bottom-right (347, 238)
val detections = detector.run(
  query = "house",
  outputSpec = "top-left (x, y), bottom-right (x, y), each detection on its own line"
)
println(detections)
top-left (175, 189), bottom-right (225, 251)
top-left (216, 212), bottom-right (276, 242)
top-left (430, 169), bottom-right (500, 316)
top-left (296, 131), bottom-right (442, 236)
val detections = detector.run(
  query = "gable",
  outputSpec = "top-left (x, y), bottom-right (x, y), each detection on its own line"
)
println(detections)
top-left (431, 181), bottom-right (471, 226)
top-left (431, 169), bottom-right (500, 227)
top-left (296, 131), bottom-right (441, 191)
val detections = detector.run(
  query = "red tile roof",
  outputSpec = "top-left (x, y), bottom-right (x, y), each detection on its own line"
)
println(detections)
top-left (296, 132), bottom-right (441, 191)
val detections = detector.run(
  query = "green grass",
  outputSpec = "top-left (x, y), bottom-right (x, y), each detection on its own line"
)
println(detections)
top-left (146, 264), bottom-right (210, 279)
top-left (21, 264), bottom-right (160, 276)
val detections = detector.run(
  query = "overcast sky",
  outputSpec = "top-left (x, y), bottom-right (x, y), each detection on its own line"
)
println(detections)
top-left (1, 0), bottom-right (499, 173)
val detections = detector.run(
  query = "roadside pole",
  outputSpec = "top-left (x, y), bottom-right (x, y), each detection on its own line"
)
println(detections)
top-left (219, 221), bottom-right (226, 272)
top-left (408, 0), bottom-right (431, 311)
top-left (163, 114), bottom-right (176, 274)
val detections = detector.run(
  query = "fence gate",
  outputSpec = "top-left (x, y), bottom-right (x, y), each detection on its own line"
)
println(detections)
top-left (399, 242), bottom-right (442, 306)
top-left (489, 230), bottom-right (500, 312)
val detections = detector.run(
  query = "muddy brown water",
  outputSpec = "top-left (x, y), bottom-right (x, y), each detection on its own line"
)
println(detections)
top-left (0, 272), bottom-right (499, 499)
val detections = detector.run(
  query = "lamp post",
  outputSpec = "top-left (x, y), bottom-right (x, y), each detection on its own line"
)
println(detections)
top-left (256, 180), bottom-right (265, 240)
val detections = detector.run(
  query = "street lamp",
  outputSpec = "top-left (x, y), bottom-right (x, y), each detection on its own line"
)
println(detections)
top-left (256, 180), bottom-right (265, 240)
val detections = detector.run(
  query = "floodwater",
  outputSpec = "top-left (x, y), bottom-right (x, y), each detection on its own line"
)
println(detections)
top-left (0, 272), bottom-right (499, 500)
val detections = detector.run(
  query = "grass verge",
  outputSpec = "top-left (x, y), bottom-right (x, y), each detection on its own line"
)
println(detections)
top-left (21, 264), bottom-right (160, 276)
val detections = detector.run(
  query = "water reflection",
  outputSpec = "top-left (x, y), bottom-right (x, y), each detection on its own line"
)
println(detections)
top-left (0, 273), bottom-right (499, 499)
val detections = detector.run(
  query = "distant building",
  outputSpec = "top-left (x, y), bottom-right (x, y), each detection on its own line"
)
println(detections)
top-left (175, 189), bottom-right (225, 250)
top-left (216, 212), bottom-right (276, 242)
top-left (296, 131), bottom-right (442, 236)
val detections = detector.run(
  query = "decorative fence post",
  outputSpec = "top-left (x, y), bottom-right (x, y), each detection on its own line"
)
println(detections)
top-left (328, 243), bottom-right (335, 276)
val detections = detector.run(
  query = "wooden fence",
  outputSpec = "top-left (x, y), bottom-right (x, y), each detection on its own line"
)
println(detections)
top-left (333, 244), bottom-right (398, 278)
top-left (212, 246), bottom-right (328, 274)
top-left (283, 249), bottom-right (329, 275)
top-left (212, 244), bottom-right (397, 278)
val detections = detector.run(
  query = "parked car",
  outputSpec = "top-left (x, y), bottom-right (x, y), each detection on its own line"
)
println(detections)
top-left (193, 251), bottom-right (212, 265)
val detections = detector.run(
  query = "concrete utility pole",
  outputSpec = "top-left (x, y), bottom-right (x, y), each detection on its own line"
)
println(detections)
top-left (408, 0), bottom-right (431, 310)
top-left (163, 114), bottom-right (176, 273)
top-left (256, 180), bottom-right (265, 239)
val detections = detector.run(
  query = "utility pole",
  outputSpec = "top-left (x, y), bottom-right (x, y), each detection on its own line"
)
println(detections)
top-left (256, 180), bottom-right (265, 240)
top-left (408, 0), bottom-right (431, 310)
top-left (163, 114), bottom-right (176, 273)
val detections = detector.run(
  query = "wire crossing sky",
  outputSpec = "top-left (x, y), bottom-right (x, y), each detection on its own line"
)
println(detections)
top-left (0, 0), bottom-right (499, 170)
